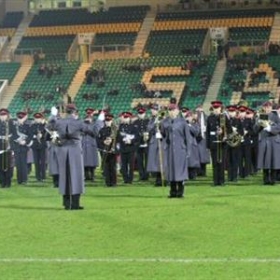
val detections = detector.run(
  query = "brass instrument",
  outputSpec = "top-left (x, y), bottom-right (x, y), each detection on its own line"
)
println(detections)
top-left (14, 122), bottom-right (28, 144)
top-left (226, 129), bottom-right (242, 147)
top-left (45, 127), bottom-right (62, 146)
top-left (106, 120), bottom-right (119, 153)
top-left (36, 128), bottom-right (42, 144)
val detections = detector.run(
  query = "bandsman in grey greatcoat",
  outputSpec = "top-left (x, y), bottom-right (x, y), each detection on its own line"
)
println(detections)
top-left (184, 110), bottom-right (200, 180)
top-left (160, 103), bottom-right (191, 198)
top-left (82, 108), bottom-right (101, 182)
top-left (254, 101), bottom-right (280, 185)
top-left (146, 104), bottom-right (166, 186)
top-left (11, 111), bottom-right (33, 185)
top-left (48, 104), bottom-right (104, 210)
top-left (195, 105), bottom-right (210, 176)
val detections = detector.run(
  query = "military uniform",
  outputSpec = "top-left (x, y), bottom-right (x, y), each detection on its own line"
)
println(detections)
top-left (98, 114), bottom-right (117, 187)
top-left (146, 106), bottom-right (165, 186)
top-left (226, 105), bottom-right (243, 182)
top-left (116, 112), bottom-right (139, 184)
top-left (0, 109), bottom-right (13, 188)
top-left (30, 113), bottom-right (47, 182)
top-left (48, 104), bottom-right (102, 210)
top-left (133, 108), bottom-right (149, 181)
top-left (206, 101), bottom-right (232, 186)
top-left (254, 102), bottom-right (280, 185)
top-left (161, 104), bottom-right (191, 198)
top-left (11, 112), bottom-right (32, 185)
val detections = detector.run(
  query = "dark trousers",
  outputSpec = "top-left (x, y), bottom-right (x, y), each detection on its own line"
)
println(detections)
top-left (14, 149), bottom-right (28, 184)
top-left (239, 144), bottom-right (251, 178)
top-left (52, 174), bottom-right (59, 188)
top-left (0, 151), bottom-right (12, 187)
top-left (136, 147), bottom-right (149, 180)
top-left (84, 167), bottom-right (95, 181)
top-left (210, 146), bottom-right (226, 186)
top-left (103, 153), bottom-right (117, 186)
top-left (227, 146), bottom-right (240, 181)
top-left (121, 152), bottom-right (135, 183)
top-left (263, 169), bottom-right (276, 185)
top-left (170, 181), bottom-right (184, 197)
top-left (32, 148), bottom-right (46, 181)
top-left (62, 154), bottom-right (82, 210)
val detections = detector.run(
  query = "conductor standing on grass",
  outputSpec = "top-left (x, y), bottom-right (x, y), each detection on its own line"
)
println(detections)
top-left (160, 103), bottom-right (191, 198)
top-left (48, 104), bottom-right (104, 210)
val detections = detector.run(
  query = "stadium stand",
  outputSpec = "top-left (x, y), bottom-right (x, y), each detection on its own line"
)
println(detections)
top-left (0, 12), bottom-right (24, 38)
top-left (0, 62), bottom-right (21, 83)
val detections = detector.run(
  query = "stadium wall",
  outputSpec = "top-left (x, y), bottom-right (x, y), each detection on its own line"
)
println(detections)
top-left (5, 0), bottom-right (29, 15)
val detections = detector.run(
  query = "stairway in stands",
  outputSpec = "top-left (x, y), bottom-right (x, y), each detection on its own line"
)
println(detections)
top-left (68, 62), bottom-right (92, 101)
top-left (203, 59), bottom-right (227, 112)
top-left (269, 12), bottom-right (280, 42)
top-left (132, 10), bottom-right (156, 57)
top-left (1, 63), bottom-right (32, 108)
top-left (0, 14), bottom-right (34, 62)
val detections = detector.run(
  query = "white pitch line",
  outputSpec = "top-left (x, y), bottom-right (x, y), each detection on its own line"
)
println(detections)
top-left (0, 258), bottom-right (280, 263)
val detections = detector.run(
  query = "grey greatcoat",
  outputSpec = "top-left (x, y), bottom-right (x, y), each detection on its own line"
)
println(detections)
top-left (197, 111), bottom-right (210, 164)
top-left (48, 116), bottom-right (99, 196)
top-left (254, 112), bottom-right (280, 169)
top-left (146, 116), bottom-right (165, 173)
top-left (161, 116), bottom-right (191, 181)
top-left (82, 121), bottom-right (100, 168)
top-left (47, 141), bottom-right (59, 175)
top-left (187, 122), bottom-right (200, 168)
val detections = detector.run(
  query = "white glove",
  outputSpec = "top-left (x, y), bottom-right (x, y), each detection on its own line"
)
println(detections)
top-left (264, 125), bottom-right (271, 132)
top-left (51, 106), bottom-right (58, 116)
top-left (232, 127), bottom-right (237, 133)
top-left (156, 132), bottom-right (162, 139)
top-left (98, 111), bottom-right (105, 121)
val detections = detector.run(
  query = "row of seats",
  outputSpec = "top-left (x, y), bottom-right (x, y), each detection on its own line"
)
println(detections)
top-left (0, 12), bottom-right (23, 28)
top-left (30, 7), bottom-right (149, 27)
top-left (145, 29), bottom-right (206, 56)
top-left (8, 61), bottom-right (79, 115)
top-left (15, 35), bottom-right (75, 59)
top-left (0, 62), bottom-right (21, 83)
top-left (0, 28), bottom-right (16, 38)
top-left (93, 32), bottom-right (137, 47)
top-left (228, 27), bottom-right (271, 42)
top-left (156, 8), bottom-right (277, 20)
top-left (153, 17), bottom-right (274, 30)
top-left (25, 23), bottom-right (141, 37)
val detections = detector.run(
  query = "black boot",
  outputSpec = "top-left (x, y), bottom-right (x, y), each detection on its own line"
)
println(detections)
top-left (177, 181), bottom-right (184, 198)
top-left (71, 194), bottom-right (84, 210)
top-left (168, 181), bottom-right (177, 198)
top-left (53, 174), bottom-right (59, 188)
top-left (63, 195), bottom-right (70, 209)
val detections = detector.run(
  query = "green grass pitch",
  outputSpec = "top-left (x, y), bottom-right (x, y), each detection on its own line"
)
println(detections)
top-left (0, 168), bottom-right (280, 280)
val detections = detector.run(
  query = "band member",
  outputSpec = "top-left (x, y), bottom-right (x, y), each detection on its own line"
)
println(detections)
top-left (160, 103), bottom-right (191, 198)
top-left (246, 108), bottom-right (258, 175)
top-left (238, 105), bottom-right (253, 179)
top-left (82, 108), bottom-right (100, 182)
top-left (0, 109), bottom-right (13, 188)
top-left (98, 113), bottom-right (117, 187)
top-left (48, 104), bottom-right (104, 210)
top-left (226, 105), bottom-right (243, 182)
top-left (30, 112), bottom-right (47, 182)
top-left (46, 128), bottom-right (59, 188)
top-left (116, 112), bottom-right (139, 184)
top-left (254, 101), bottom-right (280, 185)
top-left (195, 105), bottom-right (210, 176)
top-left (11, 111), bottom-right (32, 185)
top-left (134, 107), bottom-right (149, 181)
top-left (146, 104), bottom-right (165, 186)
top-left (206, 101), bottom-right (232, 186)
top-left (184, 111), bottom-right (200, 180)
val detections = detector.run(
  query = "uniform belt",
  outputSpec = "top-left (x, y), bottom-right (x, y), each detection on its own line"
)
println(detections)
top-left (0, 134), bottom-right (12, 140)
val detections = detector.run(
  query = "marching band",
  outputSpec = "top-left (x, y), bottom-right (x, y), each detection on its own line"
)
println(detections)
top-left (1, 98), bottom-right (280, 209)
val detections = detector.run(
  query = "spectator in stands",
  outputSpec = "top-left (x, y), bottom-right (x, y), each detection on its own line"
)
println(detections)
top-left (33, 51), bottom-right (40, 64)
top-left (224, 42), bottom-right (230, 59)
